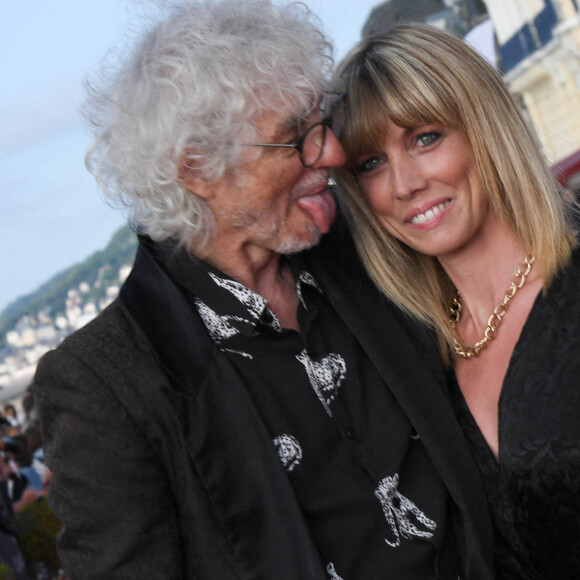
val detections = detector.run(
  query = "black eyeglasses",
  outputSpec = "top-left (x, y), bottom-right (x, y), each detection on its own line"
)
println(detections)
top-left (243, 120), bottom-right (331, 168)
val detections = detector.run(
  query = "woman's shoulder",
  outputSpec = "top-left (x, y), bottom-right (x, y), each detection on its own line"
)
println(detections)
top-left (544, 240), bottom-right (580, 301)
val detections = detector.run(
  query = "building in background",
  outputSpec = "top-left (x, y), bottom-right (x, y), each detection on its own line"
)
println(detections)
top-left (484, 0), bottom-right (580, 189)
top-left (362, 0), bottom-right (488, 38)
top-left (361, 0), bottom-right (580, 190)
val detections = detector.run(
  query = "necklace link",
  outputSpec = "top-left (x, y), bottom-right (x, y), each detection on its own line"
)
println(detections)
top-left (450, 254), bottom-right (535, 359)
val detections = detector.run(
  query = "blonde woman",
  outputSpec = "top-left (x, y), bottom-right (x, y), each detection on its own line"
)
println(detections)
top-left (330, 23), bottom-right (580, 579)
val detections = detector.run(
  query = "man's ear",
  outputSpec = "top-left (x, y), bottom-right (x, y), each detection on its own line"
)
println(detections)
top-left (178, 149), bottom-right (215, 200)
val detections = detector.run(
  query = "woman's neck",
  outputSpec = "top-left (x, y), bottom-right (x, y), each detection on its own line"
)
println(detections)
top-left (438, 214), bottom-right (536, 330)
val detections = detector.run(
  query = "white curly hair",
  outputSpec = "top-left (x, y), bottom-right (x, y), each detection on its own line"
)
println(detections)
top-left (84, 0), bottom-right (333, 251)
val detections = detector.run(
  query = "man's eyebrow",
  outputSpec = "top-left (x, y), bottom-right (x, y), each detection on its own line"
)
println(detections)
top-left (275, 103), bottom-right (318, 139)
top-left (283, 114), bottom-right (306, 129)
top-left (286, 101), bottom-right (319, 128)
top-left (273, 115), bottom-right (304, 141)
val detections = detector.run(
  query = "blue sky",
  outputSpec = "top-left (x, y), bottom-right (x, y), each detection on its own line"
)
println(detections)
top-left (1, 0), bottom-right (132, 312)
top-left (0, 1), bottom-right (493, 313)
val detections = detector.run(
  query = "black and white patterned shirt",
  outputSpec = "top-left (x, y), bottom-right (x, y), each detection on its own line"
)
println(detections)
top-left (157, 246), bottom-right (460, 579)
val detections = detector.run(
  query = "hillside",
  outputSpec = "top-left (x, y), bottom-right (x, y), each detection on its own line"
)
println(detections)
top-left (0, 227), bottom-right (138, 345)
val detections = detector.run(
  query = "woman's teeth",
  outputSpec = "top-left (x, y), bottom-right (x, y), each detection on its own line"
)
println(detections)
top-left (410, 201), bottom-right (450, 224)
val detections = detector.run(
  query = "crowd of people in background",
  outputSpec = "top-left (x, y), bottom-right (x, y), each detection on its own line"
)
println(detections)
top-left (0, 390), bottom-right (50, 578)
top-left (1, 397), bottom-right (49, 511)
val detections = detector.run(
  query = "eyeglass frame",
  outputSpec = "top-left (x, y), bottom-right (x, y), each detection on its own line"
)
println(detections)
top-left (242, 120), bottom-right (331, 169)
top-left (243, 91), bottom-right (346, 169)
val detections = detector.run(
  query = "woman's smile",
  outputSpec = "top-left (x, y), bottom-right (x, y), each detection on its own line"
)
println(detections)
top-left (355, 120), bottom-right (486, 257)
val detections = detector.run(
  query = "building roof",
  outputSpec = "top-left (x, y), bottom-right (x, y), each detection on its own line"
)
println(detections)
top-left (362, 0), bottom-right (447, 37)
top-left (362, 0), bottom-right (488, 38)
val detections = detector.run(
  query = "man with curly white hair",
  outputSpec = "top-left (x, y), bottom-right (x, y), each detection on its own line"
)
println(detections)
top-left (33, 1), bottom-right (494, 578)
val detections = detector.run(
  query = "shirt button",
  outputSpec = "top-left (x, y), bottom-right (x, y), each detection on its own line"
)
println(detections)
top-left (345, 428), bottom-right (354, 440)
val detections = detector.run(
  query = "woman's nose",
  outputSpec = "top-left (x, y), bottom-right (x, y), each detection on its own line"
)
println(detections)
top-left (390, 155), bottom-right (426, 199)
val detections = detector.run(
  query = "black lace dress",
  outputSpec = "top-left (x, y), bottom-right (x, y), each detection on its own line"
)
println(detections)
top-left (448, 247), bottom-right (580, 580)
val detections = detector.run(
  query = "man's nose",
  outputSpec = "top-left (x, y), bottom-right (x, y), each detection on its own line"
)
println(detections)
top-left (314, 129), bottom-right (347, 168)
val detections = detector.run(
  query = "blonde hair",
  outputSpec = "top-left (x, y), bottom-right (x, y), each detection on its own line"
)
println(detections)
top-left (331, 23), bottom-right (576, 358)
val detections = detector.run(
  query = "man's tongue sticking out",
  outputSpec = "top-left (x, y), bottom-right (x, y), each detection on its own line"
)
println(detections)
top-left (297, 189), bottom-right (336, 234)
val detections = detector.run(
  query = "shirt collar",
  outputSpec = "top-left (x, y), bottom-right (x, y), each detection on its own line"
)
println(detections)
top-left (144, 236), bottom-right (323, 339)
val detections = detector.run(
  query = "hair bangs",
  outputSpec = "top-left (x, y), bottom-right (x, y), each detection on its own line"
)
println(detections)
top-left (338, 43), bottom-right (462, 163)
top-left (376, 47), bottom-right (463, 131)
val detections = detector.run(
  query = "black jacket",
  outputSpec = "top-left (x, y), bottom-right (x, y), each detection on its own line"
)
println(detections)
top-left (34, 224), bottom-right (493, 579)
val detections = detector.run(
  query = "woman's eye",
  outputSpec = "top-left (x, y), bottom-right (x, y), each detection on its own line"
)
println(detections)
top-left (354, 156), bottom-right (384, 175)
top-left (416, 131), bottom-right (441, 147)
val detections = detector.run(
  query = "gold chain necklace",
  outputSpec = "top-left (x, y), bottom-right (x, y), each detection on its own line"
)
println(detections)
top-left (449, 254), bottom-right (535, 359)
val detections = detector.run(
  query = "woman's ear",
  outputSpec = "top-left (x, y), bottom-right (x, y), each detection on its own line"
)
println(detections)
top-left (178, 149), bottom-right (215, 200)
